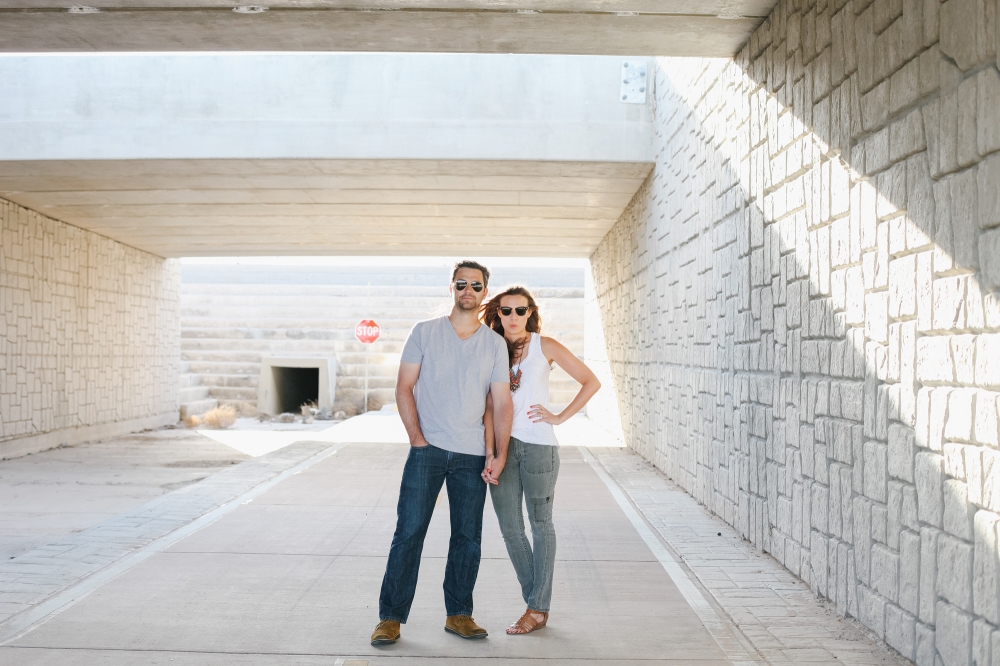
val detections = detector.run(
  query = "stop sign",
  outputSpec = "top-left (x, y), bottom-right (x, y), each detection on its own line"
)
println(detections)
top-left (355, 319), bottom-right (381, 344)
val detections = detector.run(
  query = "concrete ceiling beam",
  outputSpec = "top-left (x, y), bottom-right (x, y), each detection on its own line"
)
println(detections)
top-left (0, 159), bottom-right (650, 257)
top-left (0, 53), bottom-right (657, 257)
top-left (5, 190), bottom-right (635, 207)
top-left (0, 1), bottom-right (775, 55)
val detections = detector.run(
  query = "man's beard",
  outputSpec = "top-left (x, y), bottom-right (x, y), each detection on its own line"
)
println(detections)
top-left (455, 298), bottom-right (479, 311)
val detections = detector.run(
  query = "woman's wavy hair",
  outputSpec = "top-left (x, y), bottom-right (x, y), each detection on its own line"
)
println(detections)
top-left (481, 285), bottom-right (542, 367)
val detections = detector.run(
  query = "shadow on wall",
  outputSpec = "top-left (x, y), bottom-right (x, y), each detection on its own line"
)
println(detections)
top-left (589, 1), bottom-right (1000, 662)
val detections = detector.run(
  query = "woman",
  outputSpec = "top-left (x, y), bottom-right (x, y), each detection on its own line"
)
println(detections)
top-left (481, 285), bottom-right (601, 635)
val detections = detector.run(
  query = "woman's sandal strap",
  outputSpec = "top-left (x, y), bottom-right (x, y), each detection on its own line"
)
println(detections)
top-left (507, 611), bottom-right (548, 634)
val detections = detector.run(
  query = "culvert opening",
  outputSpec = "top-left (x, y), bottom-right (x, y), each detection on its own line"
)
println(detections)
top-left (271, 366), bottom-right (319, 414)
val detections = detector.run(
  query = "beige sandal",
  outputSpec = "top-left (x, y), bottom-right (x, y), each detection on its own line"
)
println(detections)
top-left (507, 609), bottom-right (548, 635)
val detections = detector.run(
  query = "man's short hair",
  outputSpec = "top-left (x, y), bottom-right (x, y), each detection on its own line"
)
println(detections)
top-left (451, 260), bottom-right (491, 287)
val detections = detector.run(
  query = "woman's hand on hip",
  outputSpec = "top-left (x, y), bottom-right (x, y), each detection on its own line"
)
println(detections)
top-left (527, 404), bottom-right (563, 425)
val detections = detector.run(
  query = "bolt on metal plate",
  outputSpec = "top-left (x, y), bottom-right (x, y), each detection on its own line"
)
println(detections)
top-left (620, 60), bottom-right (648, 105)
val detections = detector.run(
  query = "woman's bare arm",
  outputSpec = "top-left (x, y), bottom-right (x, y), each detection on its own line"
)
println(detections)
top-left (527, 337), bottom-right (601, 425)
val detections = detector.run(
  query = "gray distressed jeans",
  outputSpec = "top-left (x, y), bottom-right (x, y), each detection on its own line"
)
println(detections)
top-left (489, 436), bottom-right (560, 613)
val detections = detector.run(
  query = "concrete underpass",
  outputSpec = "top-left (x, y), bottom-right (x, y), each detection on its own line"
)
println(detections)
top-left (2, 1), bottom-right (999, 664)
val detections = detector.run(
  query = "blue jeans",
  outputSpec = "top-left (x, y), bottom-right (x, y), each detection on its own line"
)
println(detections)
top-left (489, 437), bottom-right (560, 612)
top-left (379, 444), bottom-right (487, 622)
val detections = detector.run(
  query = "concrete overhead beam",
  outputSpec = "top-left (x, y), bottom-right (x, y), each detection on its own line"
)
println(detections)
top-left (0, 53), bottom-right (652, 162)
top-left (0, 159), bottom-right (652, 257)
top-left (0, 1), bottom-right (776, 55)
top-left (0, 54), bottom-right (653, 257)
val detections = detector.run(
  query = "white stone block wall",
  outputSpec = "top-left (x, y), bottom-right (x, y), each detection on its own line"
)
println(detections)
top-left (589, 0), bottom-right (1000, 663)
top-left (0, 197), bottom-right (181, 456)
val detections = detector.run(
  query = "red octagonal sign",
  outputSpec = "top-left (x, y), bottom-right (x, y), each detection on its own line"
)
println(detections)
top-left (355, 319), bottom-right (381, 344)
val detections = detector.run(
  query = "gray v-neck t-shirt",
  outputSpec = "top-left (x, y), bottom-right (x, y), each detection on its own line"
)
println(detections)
top-left (400, 316), bottom-right (509, 456)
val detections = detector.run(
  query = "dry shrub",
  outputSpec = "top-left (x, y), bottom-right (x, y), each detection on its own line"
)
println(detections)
top-left (332, 401), bottom-right (358, 418)
top-left (183, 415), bottom-right (202, 428)
top-left (300, 400), bottom-right (318, 417)
top-left (201, 405), bottom-right (238, 429)
top-left (237, 401), bottom-right (258, 417)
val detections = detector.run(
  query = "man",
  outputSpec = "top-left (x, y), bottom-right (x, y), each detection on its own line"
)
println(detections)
top-left (371, 260), bottom-right (513, 646)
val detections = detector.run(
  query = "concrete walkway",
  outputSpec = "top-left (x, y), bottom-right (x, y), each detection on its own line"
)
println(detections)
top-left (0, 417), bottom-right (907, 665)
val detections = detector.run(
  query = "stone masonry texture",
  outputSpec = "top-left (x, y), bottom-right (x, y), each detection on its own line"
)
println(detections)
top-left (0, 197), bottom-right (181, 452)
top-left (590, 1), bottom-right (1000, 664)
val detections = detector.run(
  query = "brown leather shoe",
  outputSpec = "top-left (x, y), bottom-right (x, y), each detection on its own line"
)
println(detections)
top-left (444, 615), bottom-right (488, 639)
top-left (371, 619), bottom-right (400, 646)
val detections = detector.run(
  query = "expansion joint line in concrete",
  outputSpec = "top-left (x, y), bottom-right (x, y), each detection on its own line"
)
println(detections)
top-left (580, 446), bottom-right (764, 666)
top-left (0, 441), bottom-right (349, 647)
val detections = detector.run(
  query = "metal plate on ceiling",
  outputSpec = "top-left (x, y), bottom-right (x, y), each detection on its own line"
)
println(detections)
top-left (620, 60), bottom-right (648, 104)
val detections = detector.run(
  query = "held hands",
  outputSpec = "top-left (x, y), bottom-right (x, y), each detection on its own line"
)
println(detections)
top-left (527, 404), bottom-right (564, 425)
top-left (482, 453), bottom-right (506, 485)
top-left (481, 406), bottom-right (561, 486)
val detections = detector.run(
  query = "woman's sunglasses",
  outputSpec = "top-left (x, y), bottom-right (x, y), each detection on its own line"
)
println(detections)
top-left (454, 280), bottom-right (484, 292)
top-left (499, 306), bottom-right (531, 316)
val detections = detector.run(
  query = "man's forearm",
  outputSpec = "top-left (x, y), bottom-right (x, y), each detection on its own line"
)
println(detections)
top-left (484, 410), bottom-right (495, 456)
top-left (396, 386), bottom-right (426, 446)
top-left (492, 400), bottom-right (513, 460)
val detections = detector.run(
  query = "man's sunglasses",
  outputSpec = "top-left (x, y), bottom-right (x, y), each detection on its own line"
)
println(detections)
top-left (499, 306), bottom-right (531, 316)
top-left (454, 280), bottom-right (484, 292)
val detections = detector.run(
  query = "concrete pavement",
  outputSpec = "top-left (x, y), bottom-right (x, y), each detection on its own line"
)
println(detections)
top-left (0, 428), bottom-right (250, 561)
top-left (0, 415), bottom-right (908, 665)
top-left (0, 440), bottom-right (734, 665)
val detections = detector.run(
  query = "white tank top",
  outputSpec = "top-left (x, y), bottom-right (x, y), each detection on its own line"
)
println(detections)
top-left (510, 333), bottom-right (559, 447)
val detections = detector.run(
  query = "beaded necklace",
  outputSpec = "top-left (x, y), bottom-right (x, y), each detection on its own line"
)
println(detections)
top-left (509, 366), bottom-right (522, 393)
top-left (508, 334), bottom-right (529, 393)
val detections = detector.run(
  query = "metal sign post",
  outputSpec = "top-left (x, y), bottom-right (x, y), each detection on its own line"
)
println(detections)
top-left (355, 319), bottom-right (381, 413)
